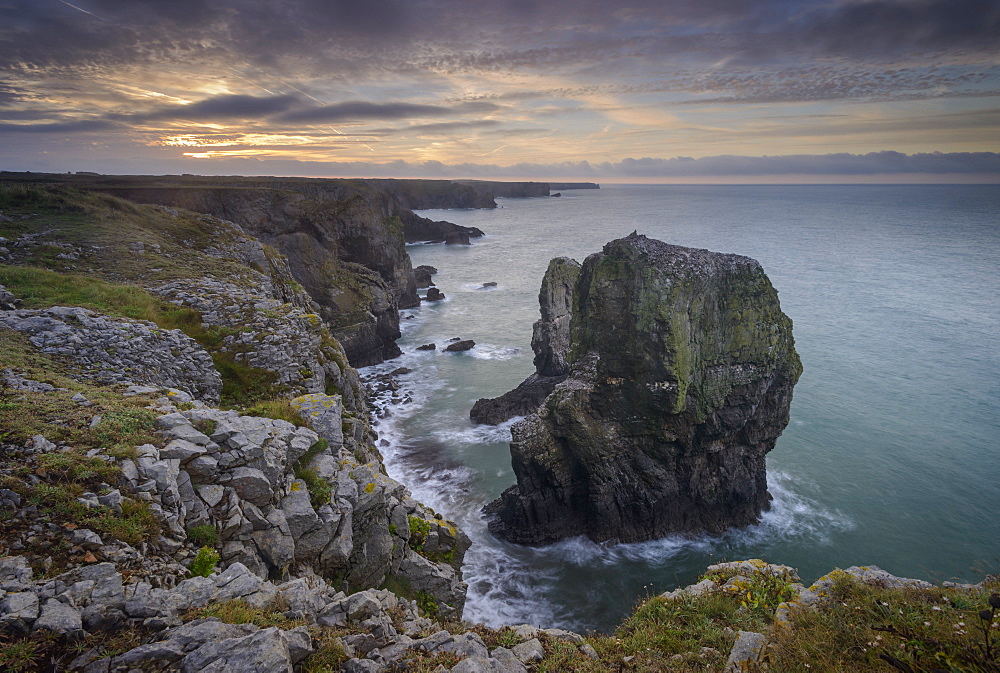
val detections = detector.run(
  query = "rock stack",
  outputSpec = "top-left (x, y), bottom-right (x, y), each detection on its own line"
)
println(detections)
top-left (485, 233), bottom-right (802, 544)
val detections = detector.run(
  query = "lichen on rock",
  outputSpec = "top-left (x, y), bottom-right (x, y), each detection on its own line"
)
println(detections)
top-left (485, 233), bottom-right (802, 544)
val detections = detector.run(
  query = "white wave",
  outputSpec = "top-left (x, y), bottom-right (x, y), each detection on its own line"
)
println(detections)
top-left (431, 417), bottom-right (521, 447)
top-left (466, 344), bottom-right (523, 361)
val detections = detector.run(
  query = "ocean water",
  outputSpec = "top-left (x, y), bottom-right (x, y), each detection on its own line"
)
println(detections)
top-left (365, 184), bottom-right (1000, 633)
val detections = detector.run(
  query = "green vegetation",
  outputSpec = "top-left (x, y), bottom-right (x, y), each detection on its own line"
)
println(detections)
top-left (185, 598), bottom-right (306, 628)
top-left (242, 398), bottom-right (306, 426)
top-left (186, 524), bottom-right (219, 547)
top-left (406, 515), bottom-right (456, 566)
top-left (188, 546), bottom-right (221, 578)
top-left (0, 265), bottom-right (202, 329)
top-left (292, 439), bottom-right (333, 508)
top-left (766, 573), bottom-right (1000, 672)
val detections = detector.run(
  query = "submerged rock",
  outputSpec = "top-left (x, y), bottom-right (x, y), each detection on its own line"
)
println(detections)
top-left (485, 233), bottom-right (802, 544)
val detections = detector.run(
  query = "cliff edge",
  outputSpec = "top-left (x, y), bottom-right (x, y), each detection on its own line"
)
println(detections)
top-left (485, 233), bottom-right (802, 544)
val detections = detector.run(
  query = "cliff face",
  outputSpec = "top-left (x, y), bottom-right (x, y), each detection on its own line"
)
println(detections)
top-left (469, 257), bottom-right (580, 425)
top-left (2, 172), bottom-right (492, 366)
top-left (456, 180), bottom-right (552, 198)
top-left (485, 233), bottom-right (802, 544)
top-left (0, 184), bottom-right (471, 616)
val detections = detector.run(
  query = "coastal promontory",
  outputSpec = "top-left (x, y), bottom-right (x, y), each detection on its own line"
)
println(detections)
top-left (485, 233), bottom-right (802, 545)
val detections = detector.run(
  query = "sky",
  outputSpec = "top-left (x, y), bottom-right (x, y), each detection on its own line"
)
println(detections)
top-left (1, 0), bottom-right (998, 182)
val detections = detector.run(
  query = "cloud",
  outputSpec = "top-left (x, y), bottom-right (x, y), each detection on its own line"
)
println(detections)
top-left (278, 100), bottom-right (487, 123)
top-left (0, 119), bottom-right (118, 133)
top-left (126, 94), bottom-right (300, 122)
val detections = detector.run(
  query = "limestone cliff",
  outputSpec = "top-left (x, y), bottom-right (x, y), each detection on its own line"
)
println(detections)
top-left (0, 183), bottom-right (471, 617)
top-left (469, 257), bottom-right (580, 425)
top-left (0, 172), bottom-right (487, 366)
top-left (485, 233), bottom-right (802, 544)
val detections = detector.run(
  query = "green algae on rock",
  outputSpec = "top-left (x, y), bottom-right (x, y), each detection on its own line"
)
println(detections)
top-left (485, 232), bottom-right (802, 545)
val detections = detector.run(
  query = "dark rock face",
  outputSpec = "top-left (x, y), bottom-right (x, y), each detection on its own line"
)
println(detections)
top-left (399, 211), bottom-right (484, 244)
top-left (445, 231), bottom-right (472, 245)
top-left (456, 180), bottom-right (552, 198)
top-left (470, 257), bottom-right (580, 425)
top-left (444, 339), bottom-right (475, 352)
top-left (469, 373), bottom-right (566, 425)
top-left (485, 233), bottom-right (802, 545)
top-left (424, 287), bottom-right (445, 302)
top-left (414, 265), bottom-right (437, 288)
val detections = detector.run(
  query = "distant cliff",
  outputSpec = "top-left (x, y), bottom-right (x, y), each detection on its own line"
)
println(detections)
top-left (486, 233), bottom-right (802, 545)
top-left (549, 182), bottom-right (600, 190)
top-left (456, 180), bottom-right (551, 198)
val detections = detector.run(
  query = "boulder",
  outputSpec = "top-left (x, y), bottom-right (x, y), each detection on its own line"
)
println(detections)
top-left (444, 340), bottom-right (475, 352)
top-left (424, 287), bottom-right (446, 302)
top-left (485, 233), bottom-right (802, 544)
top-left (416, 344), bottom-right (436, 351)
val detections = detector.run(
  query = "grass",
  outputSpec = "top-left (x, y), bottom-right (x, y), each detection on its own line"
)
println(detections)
top-left (766, 572), bottom-right (1000, 672)
top-left (0, 265), bottom-right (202, 330)
top-left (242, 398), bottom-right (306, 426)
top-left (184, 598), bottom-right (307, 630)
top-left (186, 524), bottom-right (219, 547)
top-left (292, 439), bottom-right (333, 508)
top-left (188, 546), bottom-right (221, 578)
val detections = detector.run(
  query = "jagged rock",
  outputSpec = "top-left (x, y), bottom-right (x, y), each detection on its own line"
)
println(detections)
top-left (291, 393), bottom-right (345, 447)
top-left (486, 233), bottom-right (802, 544)
top-left (0, 283), bottom-right (19, 310)
top-left (724, 631), bottom-right (768, 673)
top-left (0, 307), bottom-right (221, 403)
top-left (414, 265), bottom-right (437, 288)
top-left (469, 373), bottom-right (564, 425)
top-left (444, 340), bottom-right (475, 352)
top-left (34, 598), bottom-right (83, 635)
top-left (512, 638), bottom-right (545, 663)
top-left (416, 343), bottom-right (436, 351)
top-left (179, 625), bottom-right (298, 673)
top-left (471, 257), bottom-right (579, 425)
top-left (445, 231), bottom-right (472, 245)
top-left (424, 287), bottom-right (446, 302)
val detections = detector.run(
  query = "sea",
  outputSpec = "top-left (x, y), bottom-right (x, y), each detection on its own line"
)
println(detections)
top-left (363, 184), bottom-right (1000, 634)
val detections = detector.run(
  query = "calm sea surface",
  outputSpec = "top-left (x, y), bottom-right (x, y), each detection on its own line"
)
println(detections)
top-left (365, 184), bottom-right (1000, 633)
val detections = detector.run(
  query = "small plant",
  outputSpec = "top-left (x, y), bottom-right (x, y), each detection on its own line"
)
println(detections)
top-left (187, 524), bottom-right (218, 547)
top-left (189, 546), bottom-right (220, 577)
top-left (241, 398), bottom-right (305, 426)
top-left (292, 439), bottom-right (332, 508)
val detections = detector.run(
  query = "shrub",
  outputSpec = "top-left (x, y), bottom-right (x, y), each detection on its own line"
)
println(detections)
top-left (189, 546), bottom-right (220, 578)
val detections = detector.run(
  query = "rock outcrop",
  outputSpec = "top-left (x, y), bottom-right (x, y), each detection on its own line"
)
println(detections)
top-left (485, 233), bottom-right (802, 544)
top-left (470, 257), bottom-right (580, 425)
top-left (456, 181), bottom-right (552, 198)
top-left (0, 307), bottom-right (222, 403)
top-left (2, 172), bottom-right (490, 366)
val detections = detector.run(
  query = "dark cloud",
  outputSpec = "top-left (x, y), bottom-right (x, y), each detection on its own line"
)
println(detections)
top-left (798, 0), bottom-right (1000, 57)
top-left (126, 94), bottom-right (300, 122)
top-left (279, 101), bottom-right (471, 123)
top-left (0, 119), bottom-right (118, 133)
top-left (404, 120), bottom-right (502, 134)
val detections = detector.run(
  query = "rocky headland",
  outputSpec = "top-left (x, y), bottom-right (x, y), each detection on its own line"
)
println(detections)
top-left (0, 173), bottom-right (487, 367)
top-left (485, 233), bottom-right (803, 545)
top-left (2, 180), bottom-right (995, 673)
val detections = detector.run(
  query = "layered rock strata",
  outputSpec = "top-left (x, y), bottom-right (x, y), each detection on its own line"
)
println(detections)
top-left (470, 257), bottom-right (580, 424)
top-left (486, 233), bottom-right (802, 544)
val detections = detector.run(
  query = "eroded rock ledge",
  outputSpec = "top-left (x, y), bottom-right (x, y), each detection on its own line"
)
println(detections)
top-left (485, 233), bottom-right (802, 545)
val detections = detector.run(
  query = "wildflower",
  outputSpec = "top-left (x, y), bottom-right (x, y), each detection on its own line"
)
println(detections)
top-left (924, 621), bottom-right (931, 626)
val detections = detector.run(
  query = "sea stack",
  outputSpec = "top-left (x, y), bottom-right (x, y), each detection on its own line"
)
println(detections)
top-left (485, 233), bottom-right (802, 545)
